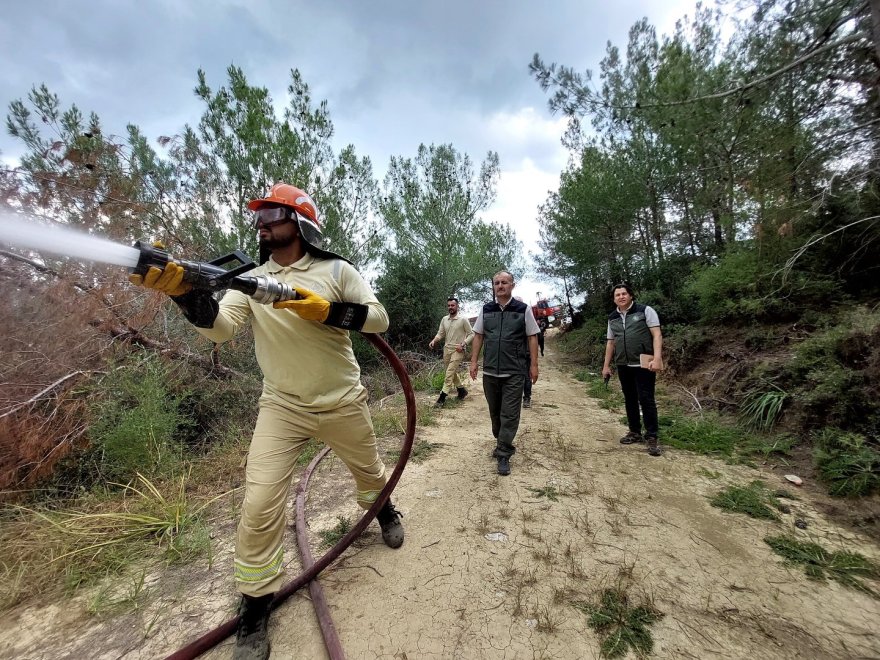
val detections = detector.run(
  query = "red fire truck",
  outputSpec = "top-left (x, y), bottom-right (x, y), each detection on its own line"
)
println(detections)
top-left (532, 295), bottom-right (565, 331)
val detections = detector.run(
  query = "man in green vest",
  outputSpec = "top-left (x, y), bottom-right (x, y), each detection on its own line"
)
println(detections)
top-left (469, 271), bottom-right (540, 475)
top-left (602, 283), bottom-right (664, 456)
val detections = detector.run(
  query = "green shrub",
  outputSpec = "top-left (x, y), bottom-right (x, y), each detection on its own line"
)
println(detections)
top-left (778, 309), bottom-right (880, 436)
top-left (683, 248), bottom-right (841, 324)
top-left (814, 429), bottom-right (880, 497)
top-left (88, 357), bottom-right (192, 484)
top-left (558, 320), bottom-right (607, 365)
top-left (683, 249), bottom-right (766, 323)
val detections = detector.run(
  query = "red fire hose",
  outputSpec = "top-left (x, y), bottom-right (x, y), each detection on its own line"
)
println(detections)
top-left (165, 332), bottom-right (416, 659)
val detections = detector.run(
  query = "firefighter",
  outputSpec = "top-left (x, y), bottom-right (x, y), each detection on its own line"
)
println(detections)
top-left (130, 183), bottom-right (404, 660)
top-left (429, 296), bottom-right (474, 407)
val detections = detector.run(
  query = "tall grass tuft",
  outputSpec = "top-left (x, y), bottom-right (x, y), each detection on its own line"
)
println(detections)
top-left (740, 384), bottom-right (788, 431)
top-left (0, 473), bottom-right (230, 610)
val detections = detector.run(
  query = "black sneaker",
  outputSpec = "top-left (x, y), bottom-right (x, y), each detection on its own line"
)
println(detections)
top-left (456, 387), bottom-right (468, 400)
top-left (646, 436), bottom-right (662, 456)
top-left (376, 501), bottom-right (405, 548)
top-left (522, 398), bottom-right (531, 409)
top-left (234, 594), bottom-right (273, 660)
top-left (619, 431), bottom-right (642, 444)
top-left (497, 456), bottom-right (510, 476)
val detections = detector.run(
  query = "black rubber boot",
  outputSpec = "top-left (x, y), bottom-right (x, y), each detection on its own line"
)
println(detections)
top-left (434, 392), bottom-right (447, 408)
top-left (376, 500), bottom-right (405, 548)
top-left (234, 594), bottom-right (273, 660)
top-left (456, 387), bottom-right (468, 400)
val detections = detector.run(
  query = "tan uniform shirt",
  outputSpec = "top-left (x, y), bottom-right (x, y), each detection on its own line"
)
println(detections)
top-left (435, 315), bottom-right (475, 349)
top-left (194, 254), bottom-right (389, 411)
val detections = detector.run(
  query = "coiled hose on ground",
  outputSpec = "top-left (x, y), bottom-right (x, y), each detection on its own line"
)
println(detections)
top-left (165, 332), bottom-right (416, 659)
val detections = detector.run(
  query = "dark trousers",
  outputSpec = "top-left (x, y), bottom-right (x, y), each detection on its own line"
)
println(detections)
top-left (537, 331), bottom-right (545, 356)
top-left (483, 374), bottom-right (525, 458)
top-left (523, 376), bottom-right (532, 400)
top-left (617, 365), bottom-right (658, 437)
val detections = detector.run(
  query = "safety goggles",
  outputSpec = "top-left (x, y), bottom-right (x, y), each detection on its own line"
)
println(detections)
top-left (251, 207), bottom-right (294, 229)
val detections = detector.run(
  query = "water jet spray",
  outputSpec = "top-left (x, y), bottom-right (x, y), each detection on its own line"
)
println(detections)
top-left (0, 214), bottom-right (300, 304)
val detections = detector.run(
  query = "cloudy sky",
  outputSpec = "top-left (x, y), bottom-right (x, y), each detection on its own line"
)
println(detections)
top-left (0, 0), bottom-right (704, 305)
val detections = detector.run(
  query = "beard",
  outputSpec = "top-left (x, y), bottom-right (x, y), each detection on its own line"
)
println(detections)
top-left (259, 233), bottom-right (296, 251)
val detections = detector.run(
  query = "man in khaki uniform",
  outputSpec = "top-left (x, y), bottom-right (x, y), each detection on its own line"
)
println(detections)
top-left (429, 296), bottom-right (474, 407)
top-left (130, 183), bottom-right (404, 660)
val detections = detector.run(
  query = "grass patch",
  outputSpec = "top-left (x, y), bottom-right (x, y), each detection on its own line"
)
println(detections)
top-left (659, 414), bottom-right (742, 456)
top-left (527, 485), bottom-right (561, 502)
top-left (710, 481), bottom-right (781, 520)
top-left (765, 535), bottom-right (880, 597)
top-left (409, 363), bottom-right (445, 392)
top-left (371, 402), bottom-right (437, 438)
top-left (697, 467), bottom-right (722, 479)
top-left (319, 516), bottom-right (353, 549)
top-left (572, 588), bottom-right (663, 658)
top-left (576, 369), bottom-right (624, 410)
top-left (388, 439), bottom-right (444, 464)
top-left (738, 433), bottom-right (796, 460)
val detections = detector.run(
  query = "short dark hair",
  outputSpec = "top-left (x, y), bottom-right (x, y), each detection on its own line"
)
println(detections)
top-left (447, 296), bottom-right (459, 303)
top-left (611, 282), bottom-right (634, 297)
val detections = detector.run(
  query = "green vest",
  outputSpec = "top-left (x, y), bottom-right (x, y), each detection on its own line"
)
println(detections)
top-left (481, 299), bottom-right (529, 376)
top-left (608, 303), bottom-right (654, 366)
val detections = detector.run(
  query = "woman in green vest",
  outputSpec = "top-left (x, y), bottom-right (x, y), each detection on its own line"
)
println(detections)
top-left (602, 283), bottom-right (664, 456)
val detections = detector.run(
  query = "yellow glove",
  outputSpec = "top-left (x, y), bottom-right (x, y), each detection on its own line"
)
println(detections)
top-left (273, 287), bottom-right (331, 322)
top-left (128, 262), bottom-right (192, 297)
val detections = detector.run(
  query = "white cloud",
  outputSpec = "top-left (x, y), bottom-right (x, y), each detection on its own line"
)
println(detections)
top-left (485, 107), bottom-right (570, 150)
top-left (483, 158), bottom-right (564, 250)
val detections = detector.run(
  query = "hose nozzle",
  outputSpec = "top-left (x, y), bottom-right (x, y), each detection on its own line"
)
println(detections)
top-left (131, 240), bottom-right (299, 304)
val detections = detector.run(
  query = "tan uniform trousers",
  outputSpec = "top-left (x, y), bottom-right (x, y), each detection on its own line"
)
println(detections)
top-left (234, 388), bottom-right (387, 597)
top-left (441, 346), bottom-right (466, 395)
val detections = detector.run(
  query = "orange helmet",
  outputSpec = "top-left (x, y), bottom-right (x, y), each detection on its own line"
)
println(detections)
top-left (248, 183), bottom-right (318, 222)
top-left (248, 183), bottom-right (334, 258)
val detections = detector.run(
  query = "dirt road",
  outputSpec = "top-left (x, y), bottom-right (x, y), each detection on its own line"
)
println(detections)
top-left (2, 340), bottom-right (879, 659)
